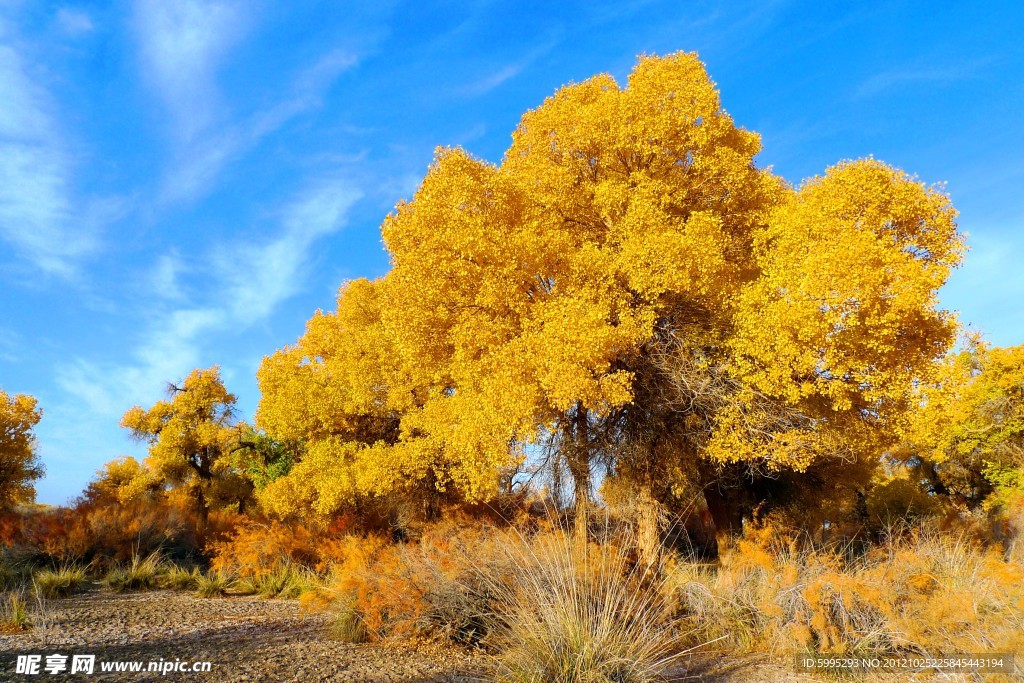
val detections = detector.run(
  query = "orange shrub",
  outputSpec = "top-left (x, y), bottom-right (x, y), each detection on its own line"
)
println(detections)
top-left (668, 522), bottom-right (1024, 657)
top-left (210, 521), bottom-right (321, 576)
top-left (0, 499), bottom-right (218, 568)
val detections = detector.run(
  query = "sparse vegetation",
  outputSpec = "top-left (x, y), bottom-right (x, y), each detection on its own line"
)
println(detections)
top-left (33, 563), bottom-right (87, 598)
top-left (0, 590), bottom-right (31, 632)
top-left (326, 597), bottom-right (368, 643)
top-left (488, 527), bottom-right (690, 683)
top-left (103, 552), bottom-right (163, 592)
top-left (160, 564), bottom-right (201, 591)
top-left (195, 570), bottom-right (233, 598)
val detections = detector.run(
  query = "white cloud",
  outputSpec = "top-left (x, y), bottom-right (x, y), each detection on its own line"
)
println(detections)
top-left (0, 42), bottom-right (96, 276)
top-left (0, 327), bottom-right (19, 363)
top-left (56, 307), bottom-right (223, 417)
top-left (134, 0), bottom-right (360, 204)
top-left (151, 250), bottom-right (186, 300)
top-left (216, 180), bottom-right (363, 325)
top-left (134, 0), bottom-right (248, 141)
top-left (54, 177), bottom-right (362, 422)
top-left (136, 1), bottom-right (359, 205)
top-left (55, 7), bottom-right (94, 36)
top-left (460, 63), bottom-right (524, 97)
top-left (855, 60), bottom-right (989, 99)
top-left (455, 38), bottom-right (561, 99)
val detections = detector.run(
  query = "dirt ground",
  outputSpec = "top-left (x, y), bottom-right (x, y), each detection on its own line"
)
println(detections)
top-left (0, 587), bottom-right (999, 682)
top-left (0, 587), bottom-right (490, 682)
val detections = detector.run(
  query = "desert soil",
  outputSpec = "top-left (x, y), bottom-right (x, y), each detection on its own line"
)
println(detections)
top-left (6, 587), bottom-right (971, 682)
top-left (0, 586), bottom-right (491, 682)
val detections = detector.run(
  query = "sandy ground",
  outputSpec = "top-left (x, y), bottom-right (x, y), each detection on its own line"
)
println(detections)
top-left (1, 587), bottom-right (1001, 682)
top-left (0, 587), bottom-right (489, 682)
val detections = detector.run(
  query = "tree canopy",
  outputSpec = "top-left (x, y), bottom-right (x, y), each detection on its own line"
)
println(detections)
top-left (255, 52), bottom-right (964, 536)
top-left (120, 367), bottom-right (253, 534)
top-left (896, 341), bottom-right (1024, 509)
top-left (0, 388), bottom-right (44, 509)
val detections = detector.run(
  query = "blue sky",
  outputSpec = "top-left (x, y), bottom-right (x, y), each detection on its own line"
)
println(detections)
top-left (1, 1), bottom-right (1022, 506)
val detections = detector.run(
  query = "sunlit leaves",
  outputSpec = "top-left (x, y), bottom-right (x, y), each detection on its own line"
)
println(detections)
top-left (0, 388), bottom-right (44, 508)
top-left (256, 52), bottom-right (964, 518)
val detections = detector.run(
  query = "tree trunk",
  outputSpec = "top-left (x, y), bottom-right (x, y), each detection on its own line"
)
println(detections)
top-left (566, 403), bottom-right (591, 539)
top-left (195, 486), bottom-right (210, 546)
top-left (698, 461), bottom-right (746, 555)
top-left (636, 488), bottom-right (662, 569)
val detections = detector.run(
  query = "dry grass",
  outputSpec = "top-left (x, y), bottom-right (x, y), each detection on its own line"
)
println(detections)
top-left (234, 562), bottom-right (319, 599)
top-left (305, 518), bottom-right (698, 682)
top-left (195, 570), bottom-right (233, 598)
top-left (301, 513), bottom-right (1022, 681)
top-left (102, 551), bottom-right (163, 592)
top-left (0, 590), bottom-right (31, 632)
top-left (33, 563), bottom-right (88, 598)
top-left (486, 525), bottom-right (696, 683)
top-left (667, 523), bottom-right (1024, 658)
top-left (160, 564), bottom-right (201, 591)
top-left (326, 596), bottom-right (368, 643)
top-left (0, 586), bottom-right (51, 633)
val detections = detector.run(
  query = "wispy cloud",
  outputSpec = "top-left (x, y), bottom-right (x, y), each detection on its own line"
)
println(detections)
top-left (456, 39), bottom-right (559, 98)
top-left (0, 327), bottom-right (19, 363)
top-left (150, 250), bottom-right (186, 301)
top-left (215, 180), bottom-right (364, 325)
top-left (0, 35), bottom-right (97, 276)
top-left (54, 177), bottom-right (362, 420)
top-left (134, 0), bottom-right (359, 204)
top-left (55, 7), bottom-right (94, 36)
top-left (460, 63), bottom-right (524, 97)
top-left (134, 0), bottom-right (249, 141)
top-left (159, 49), bottom-right (359, 203)
top-left (855, 59), bottom-right (990, 99)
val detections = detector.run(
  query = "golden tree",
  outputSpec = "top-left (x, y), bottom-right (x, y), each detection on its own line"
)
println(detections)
top-left (0, 388), bottom-right (44, 509)
top-left (258, 52), bottom-right (963, 540)
top-left (121, 367), bottom-right (252, 536)
top-left (896, 341), bottom-right (1024, 509)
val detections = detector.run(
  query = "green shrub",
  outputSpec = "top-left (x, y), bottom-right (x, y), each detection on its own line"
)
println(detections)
top-left (195, 571), bottom-right (232, 598)
top-left (34, 564), bottom-right (87, 598)
top-left (103, 552), bottom-right (162, 592)
top-left (160, 565), bottom-right (201, 591)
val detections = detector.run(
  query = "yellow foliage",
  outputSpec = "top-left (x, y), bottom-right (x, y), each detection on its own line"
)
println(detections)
top-left (0, 389), bottom-right (44, 508)
top-left (897, 341), bottom-right (1024, 509)
top-left (257, 52), bottom-right (964, 522)
top-left (120, 367), bottom-right (251, 532)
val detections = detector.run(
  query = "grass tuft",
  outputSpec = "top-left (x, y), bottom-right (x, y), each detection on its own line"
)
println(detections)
top-left (487, 522), bottom-right (692, 683)
top-left (195, 571), bottom-right (233, 598)
top-left (102, 552), bottom-right (163, 592)
top-left (327, 598), bottom-right (368, 643)
top-left (232, 562), bottom-right (320, 599)
top-left (0, 590), bottom-right (31, 633)
top-left (160, 564), bottom-right (201, 591)
top-left (33, 564), bottom-right (88, 598)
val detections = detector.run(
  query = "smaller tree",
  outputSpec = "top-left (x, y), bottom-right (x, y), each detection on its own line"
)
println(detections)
top-left (896, 340), bottom-right (1024, 510)
top-left (0, 388), bottom-right (44, 509)
top-left (121, 367), bottom-right (253, 538)
top-left (83, 455), bottom-right (161, 505)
